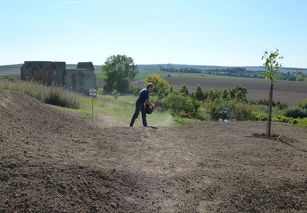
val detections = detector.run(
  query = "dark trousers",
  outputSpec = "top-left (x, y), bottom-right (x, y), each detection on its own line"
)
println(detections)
top-left (130, 102), bottom-right (147, 127)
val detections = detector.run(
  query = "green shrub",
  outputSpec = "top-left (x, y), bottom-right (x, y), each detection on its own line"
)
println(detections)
top-left (206, 101), bottom-right (232, 120)
top-left (145, 74), bottom-right (170, 97)
top-left (151, 95), bottom-right (168, 111)
top-left (252, 112), bottom-right (299, 124)
top-left (251, 112), bottom-right (267, 121)
top-left (252, 99), bottom-right (287, 110)
top-left (297, 118), bottom-right (307, 127)
top-left (233, 102), bottom-right (254, 121)
top-left (152, 92), bottom-right (202, 119)
top-left (164, 92), bottom-right (201, 118)
top-left (272, 115), bottom-right (298, 124)
top-left (284, 107), bottom-right (307, 118)
top-left (205, 101), bottom-right (253, 121)
top-left (144, 75), bottom-right (203, 119)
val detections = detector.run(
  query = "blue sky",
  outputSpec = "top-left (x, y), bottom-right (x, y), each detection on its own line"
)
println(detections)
top-left (1, 0), bottom-right (307, 67)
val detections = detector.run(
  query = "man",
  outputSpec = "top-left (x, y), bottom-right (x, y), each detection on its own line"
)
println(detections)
top-left (130, 83), bottom-right (155, 127)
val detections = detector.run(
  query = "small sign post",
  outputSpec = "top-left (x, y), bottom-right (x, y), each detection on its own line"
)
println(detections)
top-left (89, 89), bottom-right (97, 120)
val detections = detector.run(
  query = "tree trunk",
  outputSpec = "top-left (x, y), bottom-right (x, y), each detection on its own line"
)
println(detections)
top-left (266, 82), bottom-right (274, 138)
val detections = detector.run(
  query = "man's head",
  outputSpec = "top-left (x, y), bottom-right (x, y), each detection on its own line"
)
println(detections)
top-left (146, 83), bottom-right (155, 93)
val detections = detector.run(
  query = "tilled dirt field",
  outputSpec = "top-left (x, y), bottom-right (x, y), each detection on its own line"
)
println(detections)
top-left (0, 91), bottom-right (307, 212)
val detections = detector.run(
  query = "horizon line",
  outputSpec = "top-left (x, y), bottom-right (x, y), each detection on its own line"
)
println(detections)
top-left (1, 62), bottom-right (307, 70)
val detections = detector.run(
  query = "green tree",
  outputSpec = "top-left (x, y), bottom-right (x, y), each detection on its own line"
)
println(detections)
top-left (295, 72), bottom-right (304, 81)
top-left (180, 85), bottom-right (189, 96)
top-left (282, 71), bottom-right (294, 81)
top-left (207, 88), bottom-right (219, 101)
top-left (235, 90), bottom-right (246, 102)
top-left (261, 49), bottom-right (283, 138)
top-left (220, 89), bottom-right (229, 101)
top-left (103, 55), bottom-right (139, 93)
top-left (195, 86), bottom-right (205, 101)
top-left (232, 85), bottom-right (247, 102)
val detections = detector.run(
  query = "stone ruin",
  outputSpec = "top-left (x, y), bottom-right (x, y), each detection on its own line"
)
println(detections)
top-left (20, 61), bottom-right (96, 94)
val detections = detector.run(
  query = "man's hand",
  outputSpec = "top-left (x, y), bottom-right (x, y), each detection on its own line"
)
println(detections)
top-left (145, 99), bottom-right (155, 109)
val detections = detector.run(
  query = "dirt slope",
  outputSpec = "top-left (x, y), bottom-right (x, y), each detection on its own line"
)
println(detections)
top-left (0, 91), bottom-right (307, 212)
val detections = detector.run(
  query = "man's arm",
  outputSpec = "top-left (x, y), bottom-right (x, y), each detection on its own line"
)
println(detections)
top-left (145, 99), bottom-right (155, 108)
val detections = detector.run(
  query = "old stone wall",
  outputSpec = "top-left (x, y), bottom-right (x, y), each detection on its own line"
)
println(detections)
top-left (20, 61), bottom-right (66, 86)
top-left (20, 61), bottom-right (96, 94)
top-left (65, 69), bottom-right (96, 94)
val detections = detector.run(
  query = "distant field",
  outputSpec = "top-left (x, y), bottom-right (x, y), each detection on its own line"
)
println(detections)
top-left (132, 74), bottom-right (307, 106)
top-left (135, 67), bottom-right (237, 80)
top-left (131, 68), bottom-right (307, 106)
top-left (0, 74), bottom-right (20, 80)
top-left (167, 76), bottom-right (307, 106)
top-left (0, 64), bottom-right (21, 75)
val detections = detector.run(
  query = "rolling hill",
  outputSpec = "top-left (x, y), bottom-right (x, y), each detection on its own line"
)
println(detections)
top-left (138, 64), bottom-right (307, 73)
top-left (1, 63), bottom-right (307, 75)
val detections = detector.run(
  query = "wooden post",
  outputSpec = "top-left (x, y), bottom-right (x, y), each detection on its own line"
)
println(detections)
top-left (266, 82), bottom-right (274, 138)
top-left (92, 95), bottom-right (94, 121)
top-left (89, 89), bottom-right (96, 121)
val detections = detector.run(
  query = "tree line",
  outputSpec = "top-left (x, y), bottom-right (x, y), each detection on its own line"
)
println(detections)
top-left (158, 65), bottom-right (306, 81)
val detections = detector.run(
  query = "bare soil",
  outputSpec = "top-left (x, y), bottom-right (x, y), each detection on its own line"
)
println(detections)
top-left (1, 91), bottom-right (307, 212)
